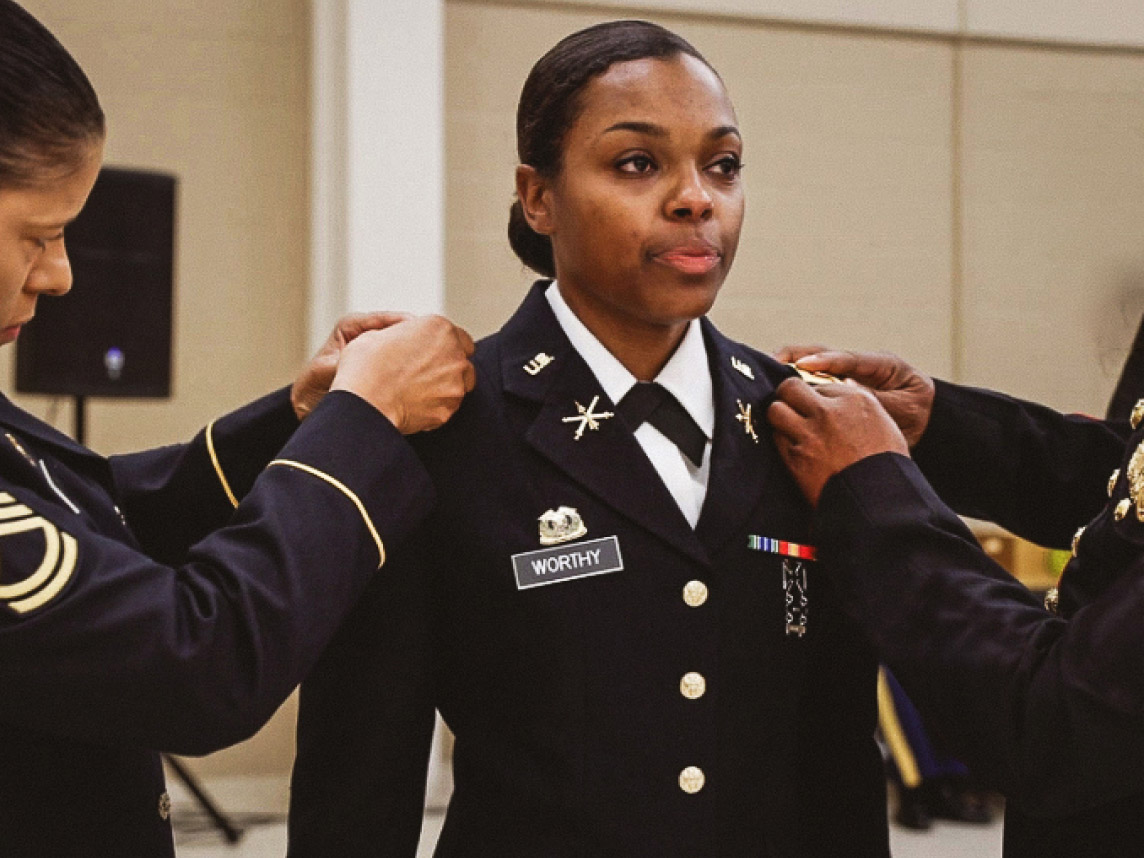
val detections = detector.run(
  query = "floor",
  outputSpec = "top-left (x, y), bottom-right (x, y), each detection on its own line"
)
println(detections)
top-left (170, 774), bottom-right (1003, 858)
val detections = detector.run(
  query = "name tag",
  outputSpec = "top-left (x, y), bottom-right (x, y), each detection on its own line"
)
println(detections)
top-left (511, 536), bottom-right (623, 590)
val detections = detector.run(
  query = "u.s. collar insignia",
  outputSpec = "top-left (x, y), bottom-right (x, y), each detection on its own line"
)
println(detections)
top-left (524, 353), bottom-right (554, 376)
top-left (731, 356), bottom-right (754, 379)
top-left (562, 395), bottom-right (614, 440)
top-left (1125, 440), bottom-right (1144, 522)
top-left (0, 492), bottom-right (77, 615)
top-left (538, 506), bottom-right (587, 545)
top-left (736, 400), bottom-right (759, 443)
top-left (1132, 398), bottom-right (1144, 430)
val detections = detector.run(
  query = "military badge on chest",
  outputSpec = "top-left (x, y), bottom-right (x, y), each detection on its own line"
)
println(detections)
top-left (748, 535), bottom-right (816, 637)
top-left (511, 507), bottom-right (624, 590)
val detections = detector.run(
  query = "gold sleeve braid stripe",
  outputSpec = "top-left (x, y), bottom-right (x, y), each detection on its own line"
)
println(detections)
top-left (266, 460), bottom-right (386, 568)
top-left (205, 420), bottom-right (240, 509)
top-left (876, 668), bottom-right (922, 789)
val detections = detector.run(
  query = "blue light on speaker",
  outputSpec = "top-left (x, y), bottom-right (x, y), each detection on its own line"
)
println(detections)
top-left (104, 347), bottom-right (125, 381)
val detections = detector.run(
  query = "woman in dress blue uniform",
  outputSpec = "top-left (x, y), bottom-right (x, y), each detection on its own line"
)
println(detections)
top-left (0, 3), bottom-right (474, 855)
top-left (768, 349), bottom-right (1144, 857)
top-left (289, 20), bottom-right (888, 857)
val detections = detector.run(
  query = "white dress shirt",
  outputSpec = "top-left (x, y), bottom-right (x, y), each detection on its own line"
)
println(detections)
top-left (546, 282), bottom-right (715, 528)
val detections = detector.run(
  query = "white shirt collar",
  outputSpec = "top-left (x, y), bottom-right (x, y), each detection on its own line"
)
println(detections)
top-left (545, 282), bottom-right (715, 440)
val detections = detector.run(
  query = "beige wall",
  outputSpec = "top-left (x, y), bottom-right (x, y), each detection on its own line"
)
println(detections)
top-left (446, 1), bottom-right (1144, 418)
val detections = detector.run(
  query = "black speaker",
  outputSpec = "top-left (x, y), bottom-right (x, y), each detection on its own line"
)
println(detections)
top-left (16, 166), bottom-right (176, 398)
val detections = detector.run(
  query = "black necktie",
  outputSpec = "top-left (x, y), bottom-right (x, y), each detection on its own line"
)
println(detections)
top-left (616, 382), bottom-right (707, 468)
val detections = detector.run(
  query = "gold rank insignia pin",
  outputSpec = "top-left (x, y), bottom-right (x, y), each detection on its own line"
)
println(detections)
top-left (731, 356), bottom-right (754, 379)
top-left (786, 363), bottom-right (843, 387)
top-left (562, 396), bottom-right (614, 441)
top-left (736, 400), bottom-right (759, 443)
top-left (524, 353), bottom-right (554, 376)
top-left (538, 506), bottom-right (587, 545)
top-left (1132, 398), bottom-right (1144, 430)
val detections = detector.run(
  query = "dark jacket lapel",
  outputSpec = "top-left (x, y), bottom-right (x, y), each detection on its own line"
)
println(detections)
top-left (0, 394), bottom-right (112, 487)
top-left (500, 283), bottom-right (708, 566)
top-left (695, 322), bottom-right (795, 557)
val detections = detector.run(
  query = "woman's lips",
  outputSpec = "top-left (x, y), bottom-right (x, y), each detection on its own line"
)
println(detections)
top-left (653, 245), bottom-right (722, 275)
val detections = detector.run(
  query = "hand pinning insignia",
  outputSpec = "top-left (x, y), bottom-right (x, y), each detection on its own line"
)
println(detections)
top-left (562, 396), bottom-right (614, 441)
top-left (731, 356), bottom-right (754, 379)
top-left (524, 353), bottom-right (555, 376)
top-left (736, 400), bottom-right (759, 443)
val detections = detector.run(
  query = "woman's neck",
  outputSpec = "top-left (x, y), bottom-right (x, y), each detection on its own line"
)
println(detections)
top-left (557, 284), bottom-right (689, 382)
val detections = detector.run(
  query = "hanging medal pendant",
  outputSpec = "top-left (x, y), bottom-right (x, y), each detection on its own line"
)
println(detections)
top-left (782, 559), bottom-right (808, 637)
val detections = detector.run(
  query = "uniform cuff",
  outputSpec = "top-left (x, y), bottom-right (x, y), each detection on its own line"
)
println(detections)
top-left (207, 387), bottom-right (300, 506)
top-left (267, 391), bottom-right (435, 566)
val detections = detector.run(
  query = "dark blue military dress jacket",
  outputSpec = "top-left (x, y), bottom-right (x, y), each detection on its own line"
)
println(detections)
top-left (0, 388), bottom-right (434, 857)
top-left (288, 283), bottom-right (889, 858)
top-left (814, 380), bottom-right (1144, 857)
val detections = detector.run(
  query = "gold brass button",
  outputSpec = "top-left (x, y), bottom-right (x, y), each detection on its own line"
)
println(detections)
top-left (158, 792), bottom-right (171, 821)
top-left (683, 580), bottom-right (708, 607)
top-left (1115, 498), bottom-right (1133, 521)
top-left (1072, 526), bottom-right (1085, 557)
top-left (1132, 399), bottom-right (1144, 430)
top-left (680, 672), bottom-right (707, 700)
top-left (1044, 587), bottom-right (1060, 615)
top-left (679, 766), bottom-right (706, 794)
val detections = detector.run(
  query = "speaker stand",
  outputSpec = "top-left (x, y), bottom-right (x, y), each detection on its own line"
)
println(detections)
top-left (72, 395), bottom-right (86, 446)
top-left (164, 756), bottom-right (245, 844)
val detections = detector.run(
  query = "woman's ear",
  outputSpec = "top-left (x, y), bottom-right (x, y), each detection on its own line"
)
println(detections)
top-left (515, 165), bottom-right (555, 236)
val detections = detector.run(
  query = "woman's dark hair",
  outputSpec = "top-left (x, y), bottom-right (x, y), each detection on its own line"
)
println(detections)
top-left (508, 20), bottom-right (714, 277)
top-left (0, 0), bottom-right (105, 188)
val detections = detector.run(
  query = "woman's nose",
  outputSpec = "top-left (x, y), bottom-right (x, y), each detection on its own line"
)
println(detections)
top-left (665, 168), bottom-right (714, 222)
top-left (27, 240), bottom-right (73, 297)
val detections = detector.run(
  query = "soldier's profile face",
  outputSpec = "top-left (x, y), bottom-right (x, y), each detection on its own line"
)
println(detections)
top-left (0, 143), bottom-right (101, 346)
top-left (542, 54), bottom-right (744, 339)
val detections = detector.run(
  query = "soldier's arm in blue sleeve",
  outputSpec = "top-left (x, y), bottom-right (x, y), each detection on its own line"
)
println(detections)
top-left (911, 380), bottom-right (1128, 548)
top-left (287, 536), bottom-right (436, 858)
top-left (108, 387), bottom-right (302, 563)
top-left (815, 451), bottom-right (1144, 816)
top-left (0, 390), bottom-right (434, 754)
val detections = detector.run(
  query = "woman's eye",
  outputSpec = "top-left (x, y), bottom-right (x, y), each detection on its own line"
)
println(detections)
top-left (709, 156), bottom-right (743, 178)
top-left (617, 154), bottom-right (655, 174)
